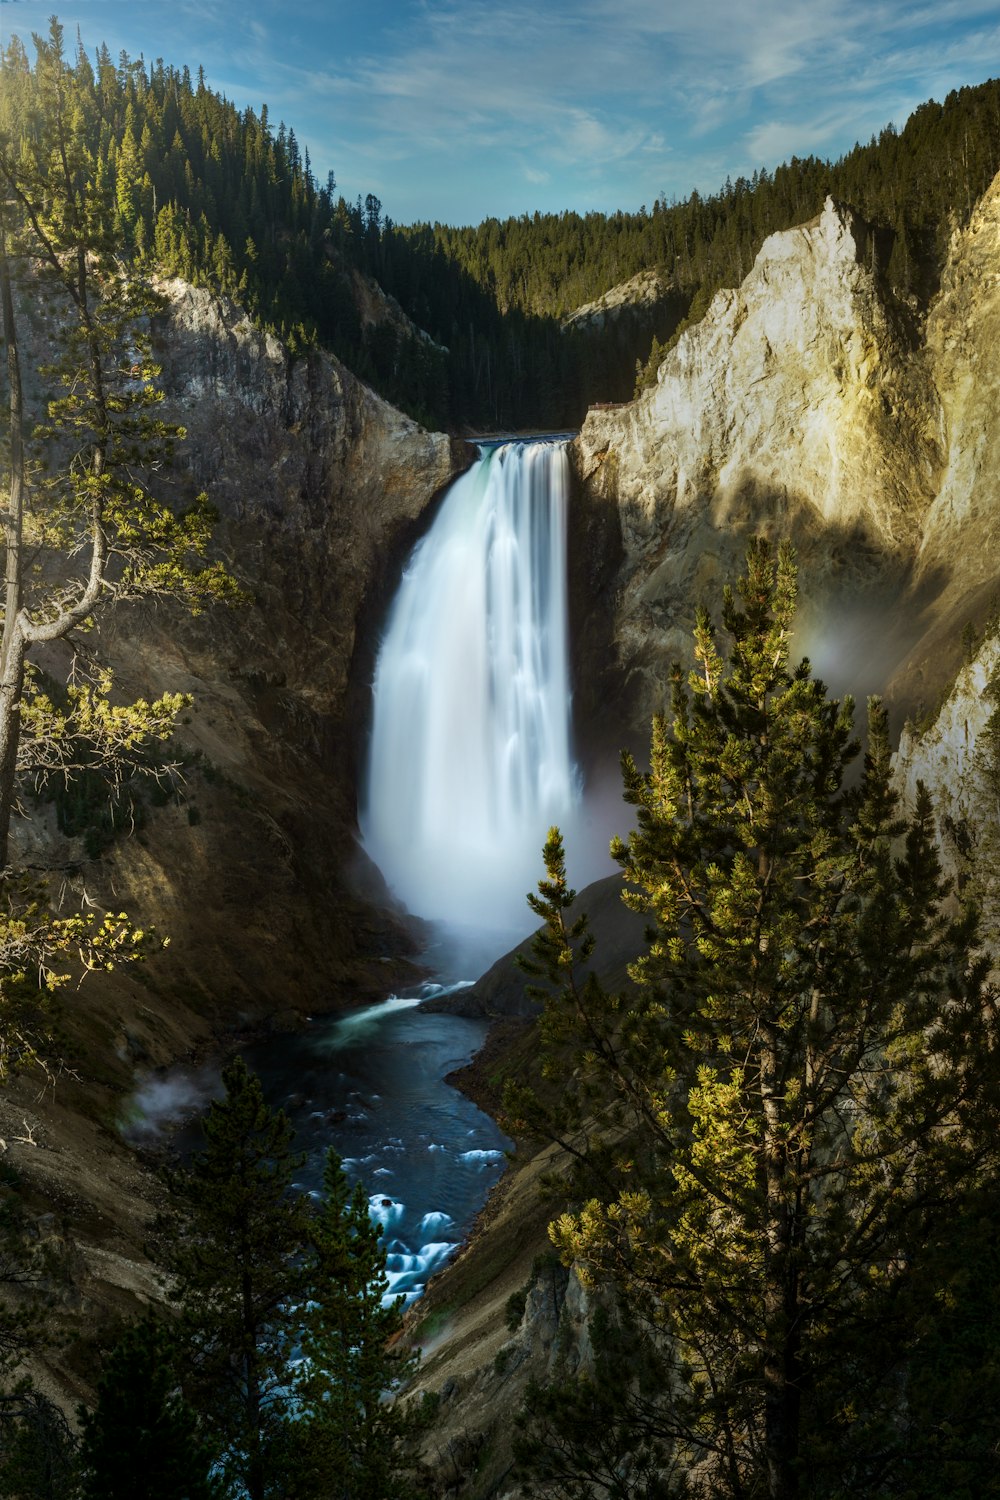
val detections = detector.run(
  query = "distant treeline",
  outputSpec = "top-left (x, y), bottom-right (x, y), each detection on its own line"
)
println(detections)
top-left (407, 78), bottom-right (1000, 400)
top-left (4, 27), bottom-right (1000, 428)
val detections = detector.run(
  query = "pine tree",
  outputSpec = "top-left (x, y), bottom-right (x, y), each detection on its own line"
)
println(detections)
top-left (0, 1162), bottom-right (78, 1499)
top-left (160, 1058), bottom-right (309, 1500)
top-left (293, 1149), bottom-right (423, 1500)
top-left (0, 20), bottom-right (241, 867)
top-left (77, 1318), bottom-right (221, 1500)
top-left (510, 540), bottom-right (1000, 1499)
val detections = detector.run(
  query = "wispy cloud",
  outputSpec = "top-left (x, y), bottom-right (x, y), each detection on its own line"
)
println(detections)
top-left (5, 0), bottom-right (1000, 220)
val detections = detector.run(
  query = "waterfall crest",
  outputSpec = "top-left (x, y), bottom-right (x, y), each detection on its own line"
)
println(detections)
top-left (361, 439), bottom-right (578, 936)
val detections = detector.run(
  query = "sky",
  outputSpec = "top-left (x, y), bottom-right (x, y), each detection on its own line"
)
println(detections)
top-left (2, 0), bottom-right (1000, 226)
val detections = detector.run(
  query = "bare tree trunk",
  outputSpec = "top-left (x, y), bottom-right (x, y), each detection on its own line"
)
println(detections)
top-left (0, 203), bottom-right (27, 870)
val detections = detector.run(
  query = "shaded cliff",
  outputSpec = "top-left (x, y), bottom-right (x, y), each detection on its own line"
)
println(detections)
top-left (1, 280), bottom-right (466, 1410)
top-left (17, 277), bottom-right (467, 1039)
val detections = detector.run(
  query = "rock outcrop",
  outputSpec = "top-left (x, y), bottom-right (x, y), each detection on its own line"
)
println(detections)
top-left (572, 196), bottom-right (950, 730)
top-left (918, 177), bottom-right (1000, 601)
top-left (889, 174), bottom-right (1000, 708)
top-left (893, 634), bottom-right (1000, 895)
top-left (562, 266), bottom-right (676, 332)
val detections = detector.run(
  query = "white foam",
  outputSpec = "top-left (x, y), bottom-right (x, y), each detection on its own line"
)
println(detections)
top-left (368, 1195), bottom-right (406, 1230)
top-left (419, 1211), bottom-right (455, 1234)
top-left (362, 440), bottom-right (578, 932)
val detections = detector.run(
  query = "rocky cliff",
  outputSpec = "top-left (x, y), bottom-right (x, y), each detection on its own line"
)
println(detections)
top-left (26, 277), bottom-right (466, 1037)
top-left (562, 266), bottom-right (677, 333)
top-left (893, 634), bottom-right (1000, 903)
top-left (570, 190), bottom-right (1000, 733)
top-left (2, 278), bottom-right (464, 1404)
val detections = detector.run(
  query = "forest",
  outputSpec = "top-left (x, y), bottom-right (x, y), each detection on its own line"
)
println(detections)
top-left (4, 29), bottom-right (1000, 428)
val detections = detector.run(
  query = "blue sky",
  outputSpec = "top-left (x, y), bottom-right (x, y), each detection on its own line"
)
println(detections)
top-left (3, 0), bottom-right (1000, 226)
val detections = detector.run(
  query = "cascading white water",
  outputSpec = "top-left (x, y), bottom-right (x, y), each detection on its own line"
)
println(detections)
top-left (361, 439), bottom-right (578, 937)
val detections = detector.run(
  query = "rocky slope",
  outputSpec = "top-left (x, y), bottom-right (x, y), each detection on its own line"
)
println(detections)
top-left (562, 267), bottom-right (676, 333)
top-left (4, 277), bottom-right (466, 1402)
top-left (27, 276), bottom-right (467, 1031)
top-left (893, 633), bottom-right (1000, 899)
top-left (890, 176), bottom-right (1000, 708)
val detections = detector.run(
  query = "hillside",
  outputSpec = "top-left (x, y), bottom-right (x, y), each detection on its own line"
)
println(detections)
top-left (4, 30), bottom-right (1000, 429)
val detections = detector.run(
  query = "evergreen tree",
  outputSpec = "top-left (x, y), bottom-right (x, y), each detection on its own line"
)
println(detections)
top-left (0, 1388), bottom-right (78, 1500)
top-left (77, 1318), bottom-right (221, 1500)
top-left (514, 1301), bottom-right (683, 1500)
top-left (0, 22), bottom-right (241, 1084)
top-left (160, 1058), bottom-right (309, 1500)
top-left (508, 540), bottom-right (1000, 1499)
top-left (292, 1149), bottom-right (423, 1500)
top-left (0, 1161), bottom-right (78, 1499)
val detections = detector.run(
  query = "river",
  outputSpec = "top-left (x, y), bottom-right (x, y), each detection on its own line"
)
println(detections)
top-left (125, 437), bottom-right (582, 1302)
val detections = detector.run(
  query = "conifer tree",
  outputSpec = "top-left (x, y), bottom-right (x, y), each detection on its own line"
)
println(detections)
top-left (0, 22), bottom-right (243, 1084)
top-left (0, 1162), bottom-right (78, 1499)
top-left (160, 1058), bottom-right (309, 1500)
top-left (293, 1149), bottom-right (423, 1500)
top-left (77, 1318), bottom-right (221, 1500)
top-left (0, 19), bottom-right (240, 865)
top-left (510, 540), bottom-right (1000, 1500)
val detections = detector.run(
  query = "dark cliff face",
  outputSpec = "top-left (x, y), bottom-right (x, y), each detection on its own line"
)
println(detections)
top-left (15, 278), bottom-right (466, 1057)
top-left (0, 281), bottom-right (470, 1407)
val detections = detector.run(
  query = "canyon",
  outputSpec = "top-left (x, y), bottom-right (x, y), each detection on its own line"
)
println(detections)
top-left (7, 171), bottom-right (1000, 1442)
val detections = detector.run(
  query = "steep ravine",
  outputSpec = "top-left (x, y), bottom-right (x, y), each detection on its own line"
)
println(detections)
top-left (3, 279), bottom-right (467, 1405)
top-left (12, 167), bottom-right (1000, 1437)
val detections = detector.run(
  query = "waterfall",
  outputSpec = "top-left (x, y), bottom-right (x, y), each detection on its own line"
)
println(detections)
top-left (361, 439), bottom-right (578, 938)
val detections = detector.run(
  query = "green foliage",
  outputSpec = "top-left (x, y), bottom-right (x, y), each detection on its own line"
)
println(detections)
top-left (515, 1304), bottom-right (684, 1500)
top-left (8, 29), bottom-right (1000, 429)
top-left (0, 1170), bottom-right (78, 1499)
top-left (77, 1318), bottom-right (221, 1500)
top-left (516, 540), bottom-right (1000, 1498)
top-left (25, 664), bottom-right (188, 858)
top-left (1, 23), bottom-right (245, 632)
top-left (0, 1387), bottom-right (79, 1499)
top-left (0, 872), bottom-right (163, 1082)
top-left (159, 1057), bottom-right (308, 1500)
top-left (292, 1149), bottom-right (424, 1500)
top-left (0, 21), bottom-right (242, 1091)
top-left (158, 1067), bottom-right (428, 1500)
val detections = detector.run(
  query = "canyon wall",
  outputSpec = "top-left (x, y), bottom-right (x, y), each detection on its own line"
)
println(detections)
top-left (13, 172), bottom-right (1000, 1427)
top-left (1, 282), bottom-right (464, 1400)
top-left (15, 279), bottom-right (466, 1051)
top-left (572, 186), bottom-right (1000, 736)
